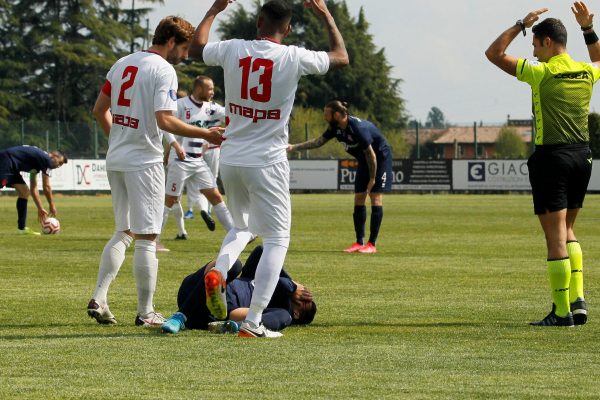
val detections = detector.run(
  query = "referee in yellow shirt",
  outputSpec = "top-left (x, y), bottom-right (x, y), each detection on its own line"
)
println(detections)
top-left (485, 2), bottom-right (600, 327)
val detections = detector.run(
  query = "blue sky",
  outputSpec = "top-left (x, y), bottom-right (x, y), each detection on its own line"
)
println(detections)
top-left (141, 0), bottom-right (600, 125)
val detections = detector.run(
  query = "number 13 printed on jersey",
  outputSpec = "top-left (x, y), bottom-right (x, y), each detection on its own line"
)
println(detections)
top-left (239, 57), bottom-right (273, 103)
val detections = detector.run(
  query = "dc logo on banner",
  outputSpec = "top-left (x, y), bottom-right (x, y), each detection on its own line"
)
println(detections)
top-left (468, 162), bottom-right (485, 182)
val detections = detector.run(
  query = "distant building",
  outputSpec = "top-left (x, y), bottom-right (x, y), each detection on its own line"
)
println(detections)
top-left (433, 125), bottom-right (533, 159)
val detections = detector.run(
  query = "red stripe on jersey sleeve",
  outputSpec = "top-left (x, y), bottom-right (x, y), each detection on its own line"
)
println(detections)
top-left (101, 80), bottom-right (111, 96)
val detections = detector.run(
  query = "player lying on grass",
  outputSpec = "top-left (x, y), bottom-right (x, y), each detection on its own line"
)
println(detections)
top-left (161, 245), bottom-right (316, 336)
top-left (0, 145), bottom-right (67, 235)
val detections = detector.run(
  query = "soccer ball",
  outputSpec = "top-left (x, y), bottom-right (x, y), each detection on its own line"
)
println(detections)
top-left (41, 217), bottom-right (60, 234)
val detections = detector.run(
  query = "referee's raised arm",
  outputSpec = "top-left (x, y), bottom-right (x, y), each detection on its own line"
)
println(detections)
top-left (485, 8), bottom-right (548, 76)
top-left (572, 1), bottom-right (600, 64)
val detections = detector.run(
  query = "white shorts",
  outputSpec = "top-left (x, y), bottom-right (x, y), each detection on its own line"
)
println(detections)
top-left (204, 147), bottom-right (220, 177)
top-left (165, 160), bottom-right (216, 197)
top-left (220, 160), bottom-right (290, 238)
top-left (108, 164), bottom-right (165, 234)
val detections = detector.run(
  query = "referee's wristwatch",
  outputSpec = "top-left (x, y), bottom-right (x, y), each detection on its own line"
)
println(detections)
top-left (516, 19), bottom-right (526, 36)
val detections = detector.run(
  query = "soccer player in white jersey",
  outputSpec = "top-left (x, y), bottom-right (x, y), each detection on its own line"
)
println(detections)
top-left (157, 75), bottom-right (232, 251)
top-left (189, 0), bottom-right (348, 337)
top-left (88, 16), bottom-right (224, 327)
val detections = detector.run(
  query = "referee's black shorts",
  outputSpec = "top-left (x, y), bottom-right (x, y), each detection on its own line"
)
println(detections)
top-left (355, 150), bottom-right (393, 194)
top-left (527, 143), bottom-right (592, 215)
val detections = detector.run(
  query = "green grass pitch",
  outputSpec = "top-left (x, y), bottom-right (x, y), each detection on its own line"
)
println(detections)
top-left (1, 193), bottom-right (599, 399)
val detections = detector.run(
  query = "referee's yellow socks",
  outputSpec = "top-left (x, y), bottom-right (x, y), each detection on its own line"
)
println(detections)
top-left (547, 258), bottom-right (571, 317)
top-left (567, 241), bottom-right (585, 303)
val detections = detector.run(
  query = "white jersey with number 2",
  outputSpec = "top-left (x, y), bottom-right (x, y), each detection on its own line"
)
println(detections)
top-left (104, 51), bottom-right (178, 172)
top-left (203, 38), bottom-right (329, 167)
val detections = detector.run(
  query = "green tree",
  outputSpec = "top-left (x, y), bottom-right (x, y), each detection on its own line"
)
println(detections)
top-left (588, 112), bottom-right (600, 158)
top-left (495, 127), bottom-right (527, 159)
top-left (426, 106), bottom-right (446, 128)
top-left (216, 0), bottom-right (407, 129)
top-left (0, 0), bottom-right (161, 151)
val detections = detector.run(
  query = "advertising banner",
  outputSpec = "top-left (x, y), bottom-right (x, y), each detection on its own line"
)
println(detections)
top-left (289, 160), bottom-right (338, 190)
top-left (72, 159), bottom-right (110, 190)
top-left (393, 160), bottom-right (452, 190)
top-left (338, 159), bottom-right (451, 191)
top-left (452, 160), bottom-right (530, 191)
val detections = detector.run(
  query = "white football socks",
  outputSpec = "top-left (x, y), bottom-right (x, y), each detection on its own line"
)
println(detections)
top-left (213, 201), bottom-right (233, 232)
top-left (246, 236), bottom-right (290, 327)
top-left (133, 240), bottom-right (158, 316)
top-left (161, 206), bottom-right (171, 233)
top-left (93, 231), bottom-right (133, 304)
top-left (214, 228), bottom-right (255, 277)
top-left (197, 192), bottom-right (209, 213)
top-left (171, 202), bottom-right (186, 236)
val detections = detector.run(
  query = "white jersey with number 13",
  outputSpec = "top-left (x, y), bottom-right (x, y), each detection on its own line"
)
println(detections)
top-left (203, 38), bottom-right (329, 167)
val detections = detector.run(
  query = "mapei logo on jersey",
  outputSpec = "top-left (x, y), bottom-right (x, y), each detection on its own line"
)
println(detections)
top-left (168, 89), bottom-right (177, 101)
top-left (468, 162), bottom-right (485, 182)
top-left (229, 102), bottom-right (281, 123)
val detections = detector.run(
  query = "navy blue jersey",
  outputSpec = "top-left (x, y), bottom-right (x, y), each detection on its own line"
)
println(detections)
top-left (227, 276), bottom-right (296, 315)
top-left (322, 116), bottom-right (391, 163)
top-left (1, 146), bottom-right (52, 175)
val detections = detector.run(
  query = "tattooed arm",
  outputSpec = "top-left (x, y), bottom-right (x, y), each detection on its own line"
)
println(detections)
top-left (288, 134), bottom-right (332, 152)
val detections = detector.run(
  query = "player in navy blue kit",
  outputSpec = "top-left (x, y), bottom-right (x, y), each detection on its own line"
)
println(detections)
top-left (161, 245), bottom-right (316, 334)
top-left (0, 145), bottom-right (68, 235)
top-left (289, 100), bottom-right (392, 254)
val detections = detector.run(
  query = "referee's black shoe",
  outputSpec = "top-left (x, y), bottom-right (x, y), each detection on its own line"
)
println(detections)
top-left (530, 304), bottom-right (574, 327)
top-left (201, 210), bottom-right (216, 231)
top-left (571, 298), bottom-right (588, 326)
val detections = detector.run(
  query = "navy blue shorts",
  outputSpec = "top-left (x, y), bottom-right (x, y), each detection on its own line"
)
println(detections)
top-left (0, 156), bottom-right (23, 188)
top-left (355, 152), bottom-right (393, 193)
top-left (527, 144), bottom-right (592, 215)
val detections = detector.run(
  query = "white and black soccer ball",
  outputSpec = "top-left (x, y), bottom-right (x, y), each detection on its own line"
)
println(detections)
top-left (41, 217), bottom-right (60, 234)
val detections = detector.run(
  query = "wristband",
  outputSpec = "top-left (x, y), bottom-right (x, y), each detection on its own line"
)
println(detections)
top-left (581, 24), bottom-right (594, 31)
top-left (584, 31), bottom-right (599, 45)
top-left (516, 19), bottom-right (526, 36)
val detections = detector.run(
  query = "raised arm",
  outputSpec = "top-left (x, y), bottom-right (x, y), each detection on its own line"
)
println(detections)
top-left (288, 133), bottom-right (332, 152)
top-left (485, 8), bottom-right (548, 76)
top-left (304, 0), bottom-right (349, 69)
top-left (189, 0), bottom-right (234, 61)
top-left (572, 2), bottom-right (600, 64)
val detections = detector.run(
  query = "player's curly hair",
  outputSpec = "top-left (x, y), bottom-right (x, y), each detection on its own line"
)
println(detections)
top-left (532, 18), bottom-right (567, 47)
top-left (152, 16), bottom-right (195, 45)
top-left (325, 100), bottom-right (349, 116)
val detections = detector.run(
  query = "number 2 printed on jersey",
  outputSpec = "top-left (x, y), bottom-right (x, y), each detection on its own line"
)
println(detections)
top-left (113, 65), bottom-right (140, 129)
top-left (117, 66), bottom-right (139, 107)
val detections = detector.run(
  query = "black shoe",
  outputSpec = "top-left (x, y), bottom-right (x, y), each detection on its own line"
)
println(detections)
top-left (530, 304), bottom-right (574, 327)
top-left (201, 210), bottom-right (216, 231)
top-left (174, 233), bottom-right (188, 240)
top-left (571, 298), bottom-right (588, 326)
